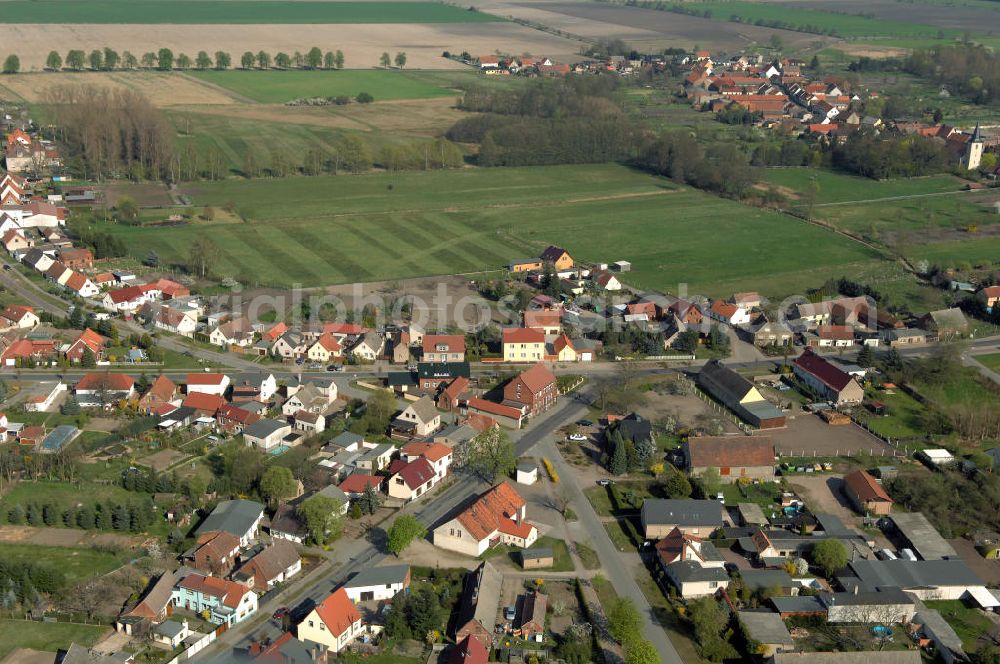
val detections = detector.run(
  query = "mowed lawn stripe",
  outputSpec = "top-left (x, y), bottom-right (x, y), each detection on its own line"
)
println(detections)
top-left (293, 226), bottom-right (373, 282)
top-left (233, 227), bottom-right (325, 284)
top-left (419, 213), bottom-right (518, 268)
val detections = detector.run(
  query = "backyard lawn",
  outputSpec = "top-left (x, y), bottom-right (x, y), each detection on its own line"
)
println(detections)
top-left (924, 600), bottom-right (994, 651)
top-left (103, 164), bottom-right (884, 297)
top-left (0, 620), bottom-right (108, 660)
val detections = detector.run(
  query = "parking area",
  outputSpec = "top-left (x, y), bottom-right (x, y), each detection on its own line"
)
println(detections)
top-left (769, 412), bottom-right (895, 457)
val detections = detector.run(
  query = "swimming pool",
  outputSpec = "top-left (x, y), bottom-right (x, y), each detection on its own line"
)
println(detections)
top-left (269, 445), bottom-right (291, 456)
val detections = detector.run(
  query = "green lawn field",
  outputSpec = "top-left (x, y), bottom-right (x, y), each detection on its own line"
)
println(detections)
top-left (0, 480), bottom-right (137, 512)
top-left (684, 0), bottom-right (960, 38)
top-left (764, 168), bottom-right (966, 205)
top-left (100, 164), bottom-right (883, 297)
top-left (975, 353), bottom-right (1000, 372)
top-left (0, 620), bottom-right (108, 660)
top-left (190, 70), bottom-right (470, 104)
top-left (0, 1), bottom-right (502, 23)
top-left (0, 543), bottom-right (128, 586)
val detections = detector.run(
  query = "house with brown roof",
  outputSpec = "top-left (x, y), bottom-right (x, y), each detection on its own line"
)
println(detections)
top-left (182, 392), bottom-right (226, 417)
top-left (400, 441), bottom-right (453, 481)
top-left (297, 587), bottom-right (364, 653)
top-left (139, 375), bottom-right (177, 414)
top-left (433, 482), bottom-right (538, 556)
top-left (0, 305), bottom-right (38, 330)
top-left (466, 397), bottom-right (524, 429)
top-left (59, 247), bottom-right (93, 269)
top-left (438, 376), bottom-right (469, 412)
top-left (209, 317), bottom-right (254, 348)
top-left (792, 349), bottom-right (864, 405)
top-left (388, 457), bottom-right (439, 503)
top-left (75, 372), bottom-right (135, 408)
top-left (216, 403), bottom-right (263, 433)
top-left (306, 332), bottom-right (343, 363)
top-left (523, 310), bottom-right (561, 335)
top-left (64, 328), bottom-right (107, 363)
top-left (684, 436), bottom-right (775, 483)
top-left (234, 540), bottom-right (301, 591)
top-left (539, 245), bottom-right (573, 270)
top-left (978, 285), bottom-right (1000, 311)
top-left (422, 334), bottom-right (465, 362)
top-left (185, 530), bottom-right (241, 575)
top-left (843, 469), bottom-right (893, 516)
top-left (707, 299), bottom-right (751, 326)
top-left (503, 363), bottom-right (557, 418)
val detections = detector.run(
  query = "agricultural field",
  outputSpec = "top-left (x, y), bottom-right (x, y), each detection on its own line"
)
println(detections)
top-left (759, 0), bottom-right (1000, 33)
top-left (98, 163), bottom-right (883, 297)
top-left (486, 0), bottom-right (834, 51)
top-left (0, 22), bottom-right (581, 73)
top-left (683, 0), bottom-right (964, 39)
top-left (190, 69), bottom-right (474, 104)
top-left (0, 620), bottom-right (108, 660)
top-left (0, 1), bottom-right (504, 24)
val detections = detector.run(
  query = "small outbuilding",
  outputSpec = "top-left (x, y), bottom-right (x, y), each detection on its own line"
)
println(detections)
top-left (519, 547), bottom-right (554, 570)
top-left (515, 463), bottom-right (538, 485)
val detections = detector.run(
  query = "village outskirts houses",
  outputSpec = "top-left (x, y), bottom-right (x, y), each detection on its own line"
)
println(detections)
top-left (792, 349), bottom-right (865, 405)
top-left (209, 317), bottom-right (255, 348)
top-left (502, 327), bottom-right (545, 362)
top-left (422, 334), bottom-right (465, 362)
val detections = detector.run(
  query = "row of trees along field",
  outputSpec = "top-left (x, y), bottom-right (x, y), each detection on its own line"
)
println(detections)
top-left (20, 47), bottom-right (348, 72)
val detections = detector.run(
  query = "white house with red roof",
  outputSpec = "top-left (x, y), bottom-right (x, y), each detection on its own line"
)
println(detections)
top-left (186, 373), bottom-right (230, 396)
top-left (433, 482), bottom-right (538, 557)
top-left (0, 305), bottom-right (38, 330)
top-left (298, 587), bottom-right (364, 653)
top-left (387, 457), bottom-right (438, 502)
top-left (707, 299), bottom-right (751, 326)
top-left (400, 441), bottom-right (453, 481)
top-left (102, 283), bottom-right (158, 313)
top-left (64, 271), bottom-right (100, 298)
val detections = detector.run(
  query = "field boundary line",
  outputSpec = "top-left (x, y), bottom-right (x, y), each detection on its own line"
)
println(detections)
top-left (175, 71), bottom-right (257, 105)
top-left (804, 188), bottom-right (979, 208)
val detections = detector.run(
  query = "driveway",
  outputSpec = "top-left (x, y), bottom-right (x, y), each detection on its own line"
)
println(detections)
top-left (541, 437), bottom-right (683, 664)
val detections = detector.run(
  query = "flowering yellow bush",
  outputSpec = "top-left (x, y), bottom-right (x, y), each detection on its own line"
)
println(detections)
top-left (649, 462), bottom-right (665, 476)
top-left (542, 458), bottom-right (559, 483)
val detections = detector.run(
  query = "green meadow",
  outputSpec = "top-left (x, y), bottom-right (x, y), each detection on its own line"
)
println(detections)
top-left (189, 70), bottom-right (471, 104)
top-left (98, 164), bottom-right (883, 297)
top-left (685, 0), bottom-right (960, 38)
top-left (0, 1), bottom-right (502, 24)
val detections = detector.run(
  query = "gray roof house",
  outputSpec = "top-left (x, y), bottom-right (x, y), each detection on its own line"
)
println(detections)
top-left (737, 611), bottom-right (795, 657)
top-left (888, 512), bottom-right (958, 560)
top-left (837, 559), bottom-right (985, 600)
top-left (641, 499), bottom-right (724, 539)
top-left (697, 360), bottom-right (785, 429)
top-left (195, 499), bottom-right (264, 547)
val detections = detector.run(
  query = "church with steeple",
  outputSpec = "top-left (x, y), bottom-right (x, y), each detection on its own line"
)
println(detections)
top-left (961, 122), bottom-right (984, 170)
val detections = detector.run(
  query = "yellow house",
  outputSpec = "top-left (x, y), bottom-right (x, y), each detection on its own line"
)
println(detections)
top-left (553, 334), bottom-right (577, 362)
top-left (306, 333), bottom-right (342, 363)
top-left (503, 328), bottom-right (544, 363)
top-left (298, 588), bottom-right (364, 653)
